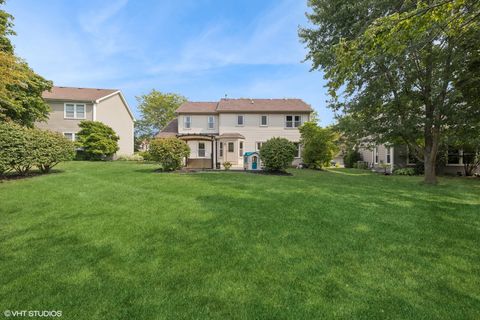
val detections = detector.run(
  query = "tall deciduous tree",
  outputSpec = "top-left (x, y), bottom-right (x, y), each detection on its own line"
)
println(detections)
top-left (0, 0), bottom-right (52, 127)
top-left (135, 90), bottom-right (187, 139)
top-left (300, 0), bottom-right (480, 184)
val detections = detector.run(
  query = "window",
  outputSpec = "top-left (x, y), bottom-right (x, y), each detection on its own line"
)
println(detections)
top-left (219, 142), bottom-right (223, 157)
top-left (447, 147), bottom-right (462, 164)
top-left (64, 103), bottom-right (86, 119)
top-left (208, 116), bottom-right (215, 129)
top-left (237, 115), bottom-right (244, 126)
top-left (406, 147), bottom-right (416, 165)
top-left (198, 142), bottom-right (206, 157)
top-left (239, 141), bottom-right (244, 157)
top-left (63, 132), bottom-right (75, 141)
top-left (386, 147), bottom-right (391, 164)
top-left (256, 142), bottom-right (263, 151)
top-left (184, 116), bottom-right (191, 129)
top-left (260, 115), bottom-right (268, 126)
top-left (285, 115), bottom-right (302, 128)
top-left (293, 142), bottom-right (301, 158)
top-left (228, 142), bottom-right (234, 152)
top-left (374, 147), bottom-right (378, 164)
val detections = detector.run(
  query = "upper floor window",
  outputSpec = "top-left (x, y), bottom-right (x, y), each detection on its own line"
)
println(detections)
top-left (198, 142), bottom-right (206, 157)
top-left (184, 116), bottom-right (191, 129)
top-left (285, 115), bottom-right (301, 128)
top-left (260, 115), bottom-right (268, 126)
top-left (237, 115), bottom-right (244, 126)
top-left (64, 103), bottom-right (86, 119)
top-left (207, 116), bottom-right (215, 129)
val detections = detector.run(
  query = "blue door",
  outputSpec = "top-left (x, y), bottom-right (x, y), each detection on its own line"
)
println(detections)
top-left (252, 156), bottom-right (258, 170)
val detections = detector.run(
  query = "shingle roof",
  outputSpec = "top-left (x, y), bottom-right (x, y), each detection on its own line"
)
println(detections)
top-left (42, 86), bottom-right (118, 101)
top-left (217, 98), bottom-right (311, 112)
top-left (176, 102), bottom-right (218, 114)
top-left (176, 98), bottom-right (312, 113)
top-left (156, 118), bottom-right (178, 138)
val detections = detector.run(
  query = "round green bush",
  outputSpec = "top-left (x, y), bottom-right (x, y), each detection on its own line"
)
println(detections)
top-left (31, 129), bottom-right (76, 173)
top-left (343, 149), bottom-right (362, 168)
top-left (259, 137), bottom-right (296, 172)
top-left (149, 137), bottom-right (190, 171)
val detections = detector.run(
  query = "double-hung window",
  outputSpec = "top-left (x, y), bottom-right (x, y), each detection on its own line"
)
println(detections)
top-left (239, 142), bottom-right (244, 157)
top-left (207, 116), bottom-right (215, 129)
top-left (184, 116), bottom-right (191, 129)
top-left (374, 147), bottom-right (378, 164)
top-left (260, 115), bottom-right (268, 126)
top-left (285, 115), bottom-right (301, 128)
top-left (293, 142), bottom-right (301, 158)
top-left (198, 142), bottom-right (206, 157)
top-left (64, 103), bottom-right (86, 119)
top-left (447, 147), bottom-right (462, 165)
top-left (386, 147), bottom-right (391, 164)
top-left (237, 115), bottom-right (244, 126)
top-left (256, 142), bottom-right (263, 151)
top-left (219, 142), bottom-right (223, 157)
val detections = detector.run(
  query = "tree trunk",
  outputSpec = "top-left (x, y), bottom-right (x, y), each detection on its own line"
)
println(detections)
top-left (424, 152), bottom-right (437, 184)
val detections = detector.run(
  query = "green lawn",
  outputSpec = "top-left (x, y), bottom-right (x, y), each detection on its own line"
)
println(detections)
top-left (0, 162), bottom-right (479, 319)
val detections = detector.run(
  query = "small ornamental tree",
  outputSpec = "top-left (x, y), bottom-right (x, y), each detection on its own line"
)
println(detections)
top-left (300, 122), bottom-right (338, 169)
top-left (76, 121), bottom-right (119, 160)
top-left (149, 137), bottom-right (190, 171)
top-left (32, 129), bottom-right (75, 173)
top-left (343, 149), bottom-right (362, 168)
top-left (259, 137), bottom-right (296, 172)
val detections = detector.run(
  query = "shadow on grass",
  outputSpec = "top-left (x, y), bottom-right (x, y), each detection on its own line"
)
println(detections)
top-left (0, 169), bottom-right (65, 182)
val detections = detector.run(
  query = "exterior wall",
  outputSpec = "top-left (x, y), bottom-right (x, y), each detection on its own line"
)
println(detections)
top-left (186, 140), bottom-right (213, 159)
top-left (36, 100), bottom-right (94, 133)
top-left (218, 113), bottom-right (308, 167)
top-left (96, 93), bottom-right (134, 156)
top-left (178, 114), bottom-right (219, 134)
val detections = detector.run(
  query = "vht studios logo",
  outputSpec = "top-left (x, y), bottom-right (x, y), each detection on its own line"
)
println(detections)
top-left (4, 310), bottom-right (62, 318)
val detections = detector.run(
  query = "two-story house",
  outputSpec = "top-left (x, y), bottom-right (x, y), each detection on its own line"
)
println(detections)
top-left (38, 86), bottom-right (135, 156)
top-left (157, 98), bottom-right (313, 169)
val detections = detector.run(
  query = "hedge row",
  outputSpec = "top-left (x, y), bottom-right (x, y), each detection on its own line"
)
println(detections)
top-left (0, 122), bottom-right (76, 176)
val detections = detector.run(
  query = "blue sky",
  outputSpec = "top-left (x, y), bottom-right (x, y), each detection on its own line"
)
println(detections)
top-left (5, 0), bottom-right (334, 125)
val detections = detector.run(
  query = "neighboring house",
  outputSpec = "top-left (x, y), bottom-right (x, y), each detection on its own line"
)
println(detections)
top-left (157, 98), bottom-right (313, 169)
top-left (38, 86), bottom-right (135, 156)
top-left (358, 144), bottom-right (479, 175)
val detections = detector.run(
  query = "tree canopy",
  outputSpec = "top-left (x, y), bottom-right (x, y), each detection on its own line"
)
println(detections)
top-left (300, 0), bottom-right (480, 183)
top-left (135, 90), bottom-right (187, 139)
top-left (0, 1), bottom-right (52, 127)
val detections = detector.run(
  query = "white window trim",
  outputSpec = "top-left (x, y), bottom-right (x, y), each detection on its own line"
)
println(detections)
top-left (373, 147), bottom-right (378, 164)
top-left (219, 142), bottom-right (224, 157)
top-left (386, 147), bottom-right (392, 164)
top-left (227, 142), bottom-right (235, 153)
top-left (207, 116), bottom-right (215, 130)
top-left (236, 115), bottom-right (245, 127)
top-left (64, 103), bottom-right (86, 120)
top-left (256, 141), bottom-right (264, 151)
top-left (239, 141), bottom-right (244, 157)
top-left (293, 142), bottom-right (301, 158)
top-left (260, 115), bottom-right (269, 127)
top-left (62, 132), bottom-right (76, 141)
top-left (285, 115), bottom-right (302, 129)
top-left (446, 149), bottom-right (463, 166)
top-left (198, 142), bottom-right (206, 158)
top-left (183, 115), bottom-right (192, 130)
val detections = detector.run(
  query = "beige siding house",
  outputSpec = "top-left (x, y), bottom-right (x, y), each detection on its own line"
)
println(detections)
top-left (357, 143), bottom-right (479, 175)
top-left (158, 98), bottom-right (312, 169)
top-left (38, 86), bottom-right (135, 156)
